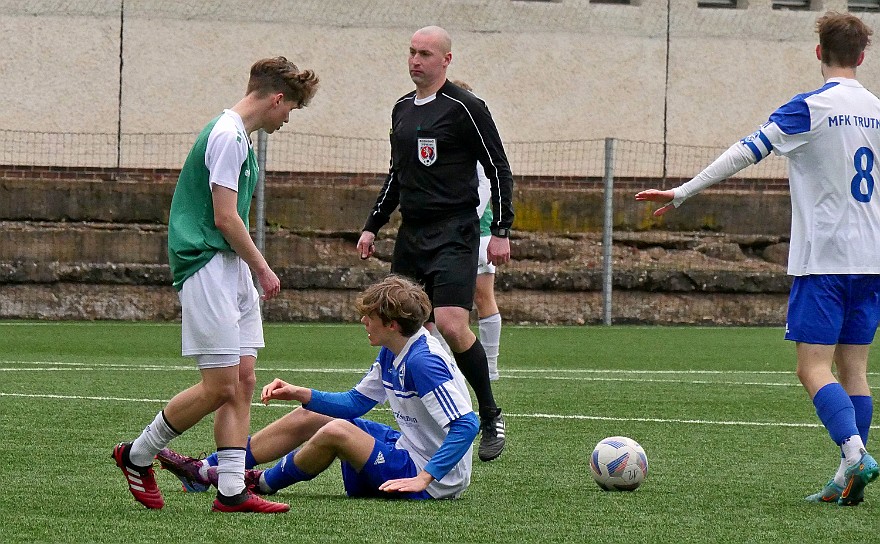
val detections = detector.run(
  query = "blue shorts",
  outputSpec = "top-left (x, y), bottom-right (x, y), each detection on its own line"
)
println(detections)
top-left (339, 418), bottom-right (431, 500)
top-left (785, 274), bottom-right (880, 345)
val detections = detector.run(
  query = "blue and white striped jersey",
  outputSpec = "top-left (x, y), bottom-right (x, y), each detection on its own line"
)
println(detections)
top-left (354, 328), bottom-right (474, 498)
top-left (743, 77), bottom-right (880, 275)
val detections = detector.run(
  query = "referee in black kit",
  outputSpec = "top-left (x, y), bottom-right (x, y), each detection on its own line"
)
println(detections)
top-left (356, 25), bottom-right (514, 462)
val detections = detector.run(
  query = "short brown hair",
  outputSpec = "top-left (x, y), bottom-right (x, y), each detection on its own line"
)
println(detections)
top-left (246, 56), bottom-right (320, 108)
top-left (817, 12), bottom-right (873, 68)
top-left (355, 275), bottom-right (431, 337)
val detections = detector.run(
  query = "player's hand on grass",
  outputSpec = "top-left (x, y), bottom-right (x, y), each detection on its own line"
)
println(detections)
top-left (357, 231), bottom-right (376, 260)
top-left (634, 189), bottom-right (676, 217)
top-left (378, 471), bottom-right (434, 494)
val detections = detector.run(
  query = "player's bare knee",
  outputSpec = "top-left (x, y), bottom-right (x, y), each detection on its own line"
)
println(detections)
top-left (310, 419), bottom-right (353, 446)
top-left (202, 381), bottom-right (239, 406)
top-left (284, 406), bottom-right (317, 427)
top-left (794, 364), bottom-right (810, 385)
top-left (238, 372), bottom-right (257, 397)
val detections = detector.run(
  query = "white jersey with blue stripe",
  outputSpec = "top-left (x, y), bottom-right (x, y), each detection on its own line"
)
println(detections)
top-left (354, 328), bottom-right (474, 498)
top-left (744, 77), bottom-right (880, 275)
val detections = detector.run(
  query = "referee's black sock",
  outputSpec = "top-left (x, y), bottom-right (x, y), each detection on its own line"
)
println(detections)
top-left (453, 339), bottom-right (499, 419)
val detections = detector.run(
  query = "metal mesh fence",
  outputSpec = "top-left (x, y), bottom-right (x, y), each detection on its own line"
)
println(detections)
top-left (0, 0), bottom-right (804, 323)
top-left (0, 127), bottom-right (792, 325)
top-left (0, 128), bottom-right (791, 180)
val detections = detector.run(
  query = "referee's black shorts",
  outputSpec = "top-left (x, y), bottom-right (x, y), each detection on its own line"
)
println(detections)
top-left (391, 213), bottom-right (480, 312)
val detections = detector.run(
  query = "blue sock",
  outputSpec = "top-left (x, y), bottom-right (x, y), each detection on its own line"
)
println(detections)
top-left (207, 436), bottom-right (256, 468)
top-left (850, 395), bottom-right (873, 446)
top-left (813, 383), bottom-right (859, 445)
top-left (263, 450), bottom-right (315, 492)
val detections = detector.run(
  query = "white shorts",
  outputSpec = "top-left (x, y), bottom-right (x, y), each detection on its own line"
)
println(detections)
top-left (477, 235), bottom-right (496, 275)
top-left (178, 251), bottom-right (264, 367)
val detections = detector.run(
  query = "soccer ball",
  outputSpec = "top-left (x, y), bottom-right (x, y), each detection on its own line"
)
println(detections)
top-left (589, 436), bottom-right (648, 491)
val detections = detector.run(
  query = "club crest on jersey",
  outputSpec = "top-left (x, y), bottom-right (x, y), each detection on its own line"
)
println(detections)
top-left (418, 138), bottom-right (437, 166)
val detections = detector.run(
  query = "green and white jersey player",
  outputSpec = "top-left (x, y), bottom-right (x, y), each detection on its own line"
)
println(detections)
top-left (475, 162), bottom-right (502, 381)
top-left (112, 57), bottom-right (319, 514)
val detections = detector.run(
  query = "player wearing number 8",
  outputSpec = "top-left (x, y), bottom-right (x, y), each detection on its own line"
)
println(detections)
top-left (636, 11), bottom-right (880, 506)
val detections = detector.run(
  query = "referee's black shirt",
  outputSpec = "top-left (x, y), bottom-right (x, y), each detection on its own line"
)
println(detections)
top-left (363, 80), bottom-right (514, 237)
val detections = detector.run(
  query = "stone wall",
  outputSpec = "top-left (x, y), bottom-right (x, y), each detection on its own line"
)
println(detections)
top-left (0, 173), bottom-right (793, 324)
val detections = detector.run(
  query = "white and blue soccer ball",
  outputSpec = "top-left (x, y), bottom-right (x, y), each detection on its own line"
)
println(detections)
top-left (589, 436), bottom-right (648, 491)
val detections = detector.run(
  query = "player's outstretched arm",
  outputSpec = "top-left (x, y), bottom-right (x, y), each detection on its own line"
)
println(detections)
top-left (634, 189), bottom-right (675, 217)
top-left (260, 378), bottom-right (311, 405)
top-left (635, 139), bottom-right (759, 217)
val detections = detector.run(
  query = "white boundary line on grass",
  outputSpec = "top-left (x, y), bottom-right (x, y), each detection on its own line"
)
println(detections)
top-left (5, 361), bottom-right (880, 388)
top-left (0, 368), bottom-right (807, 387)
top-left (3, 362), bottom-right (879, 429)
top-left (0, 362), bottom-right (803, 387)
top-left (0, 390), bottom-right (860, 429)
top-left (4, 361), bottom-right (880, 376)
top-left (0, 361), bottom-right (807, 374)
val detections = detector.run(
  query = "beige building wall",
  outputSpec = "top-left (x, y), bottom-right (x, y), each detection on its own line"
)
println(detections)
top-left (1, 0), bottom-right (877, 174)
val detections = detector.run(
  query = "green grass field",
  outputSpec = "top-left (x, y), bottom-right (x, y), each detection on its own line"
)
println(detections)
top-left (2, 322), bottom-right (879, 543)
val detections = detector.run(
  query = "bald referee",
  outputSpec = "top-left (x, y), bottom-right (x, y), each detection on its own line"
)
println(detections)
top-left (356, 25), bottom-right (514, 462)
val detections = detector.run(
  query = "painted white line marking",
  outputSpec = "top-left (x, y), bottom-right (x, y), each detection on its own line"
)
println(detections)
top-left (1, 391), bottom-right (877, 430)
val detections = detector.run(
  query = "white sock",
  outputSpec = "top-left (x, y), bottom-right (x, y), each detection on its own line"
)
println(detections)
top-left (129, 411), bottom-right (179, 467)
top-left (479, 313), bottom-right (501, 381)
top-left (259, 472), bottom-right (274, 494)
top-left (833, 454), bottom-right (848, 487)
top-left (216, 448), bottom-right (246, 497)
top-left (841, 435), bottom-right (867, 466)
top-left (429, 326), bottom-right (452, 355)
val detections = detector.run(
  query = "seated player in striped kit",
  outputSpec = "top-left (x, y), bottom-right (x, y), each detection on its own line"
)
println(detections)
top-left (636, 11), bottom-right (880, 506)
top-left (158, 275), bottom-right (480, 500)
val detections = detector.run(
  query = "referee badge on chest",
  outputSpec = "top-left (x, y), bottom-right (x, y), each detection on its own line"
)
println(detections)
top-left (418, 138), bottom-right (437, 166)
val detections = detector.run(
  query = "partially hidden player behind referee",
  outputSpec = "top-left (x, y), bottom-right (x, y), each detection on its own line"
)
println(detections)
top-left (356, 25), bottom-right (514, 462)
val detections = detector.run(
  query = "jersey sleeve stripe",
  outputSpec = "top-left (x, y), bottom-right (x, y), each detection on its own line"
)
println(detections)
top-left (434, 384), bottom-right (461, 420)
top-left (739, 130), bottom-right (773, 163)
top-left (372, 171), bottom-right (395, 217)
top-left (742, 140), bottom-right (762, 162)
top-left (757, 131), bottom-right (773, 153)
top-left (441, 92), bottom-right (506, 228)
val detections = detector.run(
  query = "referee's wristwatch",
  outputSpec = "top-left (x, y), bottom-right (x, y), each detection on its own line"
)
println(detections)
top-left (493, 228), bottom-right (510, 238)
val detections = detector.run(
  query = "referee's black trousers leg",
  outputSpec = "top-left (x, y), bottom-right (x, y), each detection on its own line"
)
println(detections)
top-left (453, 339), bottom-right (500, 419)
